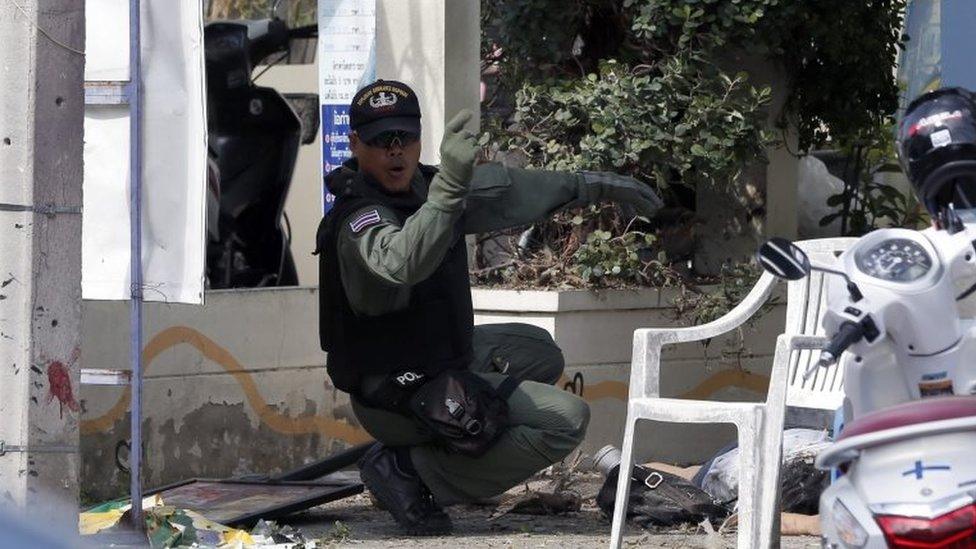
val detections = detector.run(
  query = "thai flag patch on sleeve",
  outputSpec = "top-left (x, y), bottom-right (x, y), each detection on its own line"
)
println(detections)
top-left (349, 209), bottom-right (382, 233)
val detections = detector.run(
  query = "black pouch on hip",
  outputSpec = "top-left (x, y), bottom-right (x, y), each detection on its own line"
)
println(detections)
top-left (407, 370), bottom-right (521, 457)
top-left (358, 369), bottom-right (429, 413)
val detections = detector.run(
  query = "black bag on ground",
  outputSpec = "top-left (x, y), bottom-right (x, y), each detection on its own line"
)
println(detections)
top-left (596, 464), bottom-right (730, 528)
top-left (407, 370), bottom-right (520, 457)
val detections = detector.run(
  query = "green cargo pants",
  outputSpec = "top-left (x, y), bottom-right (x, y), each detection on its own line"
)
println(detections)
top-left (352, 323), bottom-right (590, 505)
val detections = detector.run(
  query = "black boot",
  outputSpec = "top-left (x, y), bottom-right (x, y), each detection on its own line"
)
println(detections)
top-left (358, 443), bottom-right (452, 536)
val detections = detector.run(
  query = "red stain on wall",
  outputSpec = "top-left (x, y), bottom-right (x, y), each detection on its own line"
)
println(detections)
top-left (47, 361), bottom-right (79, 417)
top-left (46, 347), bottom-right (80, 418)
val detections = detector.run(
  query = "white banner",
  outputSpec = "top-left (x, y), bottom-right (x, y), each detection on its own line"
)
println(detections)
top-left (82, 0), bottom-right (207, 304)
top-left (318, 0), bottom-right (376, 213)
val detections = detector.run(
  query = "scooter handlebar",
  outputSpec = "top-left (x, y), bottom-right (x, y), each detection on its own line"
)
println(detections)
top-left (819, 321), bottom-right (865, 368)
top-left (802, 321), bottom-right (865, 381)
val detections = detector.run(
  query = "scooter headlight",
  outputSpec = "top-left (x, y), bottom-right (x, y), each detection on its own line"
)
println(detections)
top-left (832, 499), bottom-right (869, 548)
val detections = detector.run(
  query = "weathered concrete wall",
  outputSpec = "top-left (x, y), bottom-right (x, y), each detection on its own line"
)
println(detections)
top-left (80, 288), bottom-right (366, 501)
top-left (80, 286), bottom-right (785, 500)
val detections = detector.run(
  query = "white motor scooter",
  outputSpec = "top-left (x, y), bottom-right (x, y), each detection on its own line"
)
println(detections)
top-left (756, 213), bottom-right (976, 548)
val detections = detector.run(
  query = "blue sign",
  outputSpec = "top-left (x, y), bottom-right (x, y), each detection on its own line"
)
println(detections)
top-left (322, 104), bottom-right (352, 212)
top-left (318, 0), bottom-right (376, 215)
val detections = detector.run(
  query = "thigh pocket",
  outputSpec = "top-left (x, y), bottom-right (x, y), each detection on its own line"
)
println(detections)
top-left (473, 323), bottom-right (564, 383)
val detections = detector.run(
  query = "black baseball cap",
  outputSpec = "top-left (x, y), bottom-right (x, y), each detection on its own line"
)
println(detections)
top-left (349, 79), bottom-right (421, 141)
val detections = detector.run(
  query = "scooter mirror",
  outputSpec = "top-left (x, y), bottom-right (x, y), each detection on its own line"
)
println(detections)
top-left (755, 237), bottom-right (811, 281)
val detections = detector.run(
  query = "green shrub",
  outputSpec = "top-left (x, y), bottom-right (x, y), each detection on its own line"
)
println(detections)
top-left (478, 0), bottom-right (906, 324)
top-left (820, 119), bottom-right (929, 236)
top-left (502, 57), bottom-right (773, 200)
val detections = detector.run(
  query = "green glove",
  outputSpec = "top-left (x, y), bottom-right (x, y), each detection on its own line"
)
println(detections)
top-left (578, 171), bottom-right (664, 219)
top-left (429, 109), bottom-right (479, 210)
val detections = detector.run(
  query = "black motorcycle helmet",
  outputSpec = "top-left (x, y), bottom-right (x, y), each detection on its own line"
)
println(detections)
top-left (898, 87), bottom-right (976, 217)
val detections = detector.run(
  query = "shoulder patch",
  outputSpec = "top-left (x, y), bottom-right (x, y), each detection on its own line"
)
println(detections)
top-left (349, 208), bottom-right (382, 233)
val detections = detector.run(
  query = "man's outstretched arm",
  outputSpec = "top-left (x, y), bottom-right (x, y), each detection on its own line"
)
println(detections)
top-left (463, 163), bottom-right (663, 234)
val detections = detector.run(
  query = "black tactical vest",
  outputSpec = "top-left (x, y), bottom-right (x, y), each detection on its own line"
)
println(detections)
top-left (316, 162), bottom-right (474, 394)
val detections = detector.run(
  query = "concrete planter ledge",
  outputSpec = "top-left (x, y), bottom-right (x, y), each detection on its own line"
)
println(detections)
top-left (471, 287), bottom-right (672, 312)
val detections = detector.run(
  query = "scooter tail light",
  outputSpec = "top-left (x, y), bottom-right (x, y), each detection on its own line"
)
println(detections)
top-left (875, 503), bottom-right (976, 549)
top-left (832, 499), bottom-right (869, 548)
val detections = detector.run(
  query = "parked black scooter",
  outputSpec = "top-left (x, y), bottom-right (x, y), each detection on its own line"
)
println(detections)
top-left (204, 16), bottom-right (319, 288)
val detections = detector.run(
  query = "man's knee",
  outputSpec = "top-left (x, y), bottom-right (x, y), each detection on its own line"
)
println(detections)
top-left (472, 323), bottom-right (565, 384)
top-left (533, 390), bottom-right (590, 462)
top-left (526, 344), bottom-right (566, 386)
top-left (561, 394), bottom-right (590, 445)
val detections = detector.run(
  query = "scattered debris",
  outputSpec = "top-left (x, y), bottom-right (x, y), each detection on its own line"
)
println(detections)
top-left (80, 495), bottom-right (172, 535)
top-left (699, 517), bottom-right (724, 549)
top-left (490, 486), bottom-right (582, 518)
top-left (80, 496), bottom-right (321, 548)
top-left (489, 450), bottom-right (589, 519)
top-left (718, 512), bottom-right (738, 535)
top-left (268, 477), bottom-right (821, 547)
top-left (324, 520), bottom-right (351, 543)
top-left (145, 504), bottom-right (254, 547)
top-left (249, 519), bottom-right (315, 546)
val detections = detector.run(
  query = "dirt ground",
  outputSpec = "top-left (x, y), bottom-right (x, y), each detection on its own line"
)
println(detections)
top-left (282, 493), bottom-right (820, 548)
top-left (279, 472), bottom-right (821, 548)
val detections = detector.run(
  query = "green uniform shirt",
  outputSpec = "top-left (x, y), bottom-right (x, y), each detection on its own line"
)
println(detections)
top-left (337, 163), bottom-right (587, 316)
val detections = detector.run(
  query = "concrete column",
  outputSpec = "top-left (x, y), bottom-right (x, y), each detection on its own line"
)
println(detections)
top-left (765, 130), bottom-right (799, 241)
top-left (695, 54), bottom-right (798, 274)
top-left (375, 0), bottom-right (480, 165)
top-left (0, 0), bottom-right (85, 525)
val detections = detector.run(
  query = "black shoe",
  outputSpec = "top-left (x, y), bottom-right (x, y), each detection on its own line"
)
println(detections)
top-left (358, 443), bottom-right (452, 536)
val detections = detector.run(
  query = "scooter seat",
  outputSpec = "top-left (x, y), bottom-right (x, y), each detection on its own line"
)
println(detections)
top-left (838, 396), bottom-right (976, 441)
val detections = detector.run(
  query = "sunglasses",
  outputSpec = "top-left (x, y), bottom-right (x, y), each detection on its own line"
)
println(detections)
top-left (364, 130), bottom-right (420, 150)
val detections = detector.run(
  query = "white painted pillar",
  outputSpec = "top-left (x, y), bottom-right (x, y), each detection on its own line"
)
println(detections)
top-left (0, 0), bottom-right (85, 525)
top-left (695, 53), bottom-right (799, 274)
top-left (375, 0), bottom-right (480, 164)
top-left (754, 55), bottom-right (799, 241)
top-left (766, 131), bottom-right (799, 240)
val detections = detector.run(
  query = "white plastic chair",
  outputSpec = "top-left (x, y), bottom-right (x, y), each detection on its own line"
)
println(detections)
top-left (608, 238), bottom-right (856, 549)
